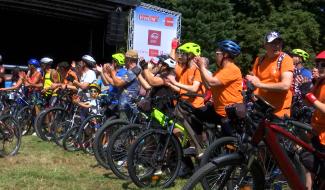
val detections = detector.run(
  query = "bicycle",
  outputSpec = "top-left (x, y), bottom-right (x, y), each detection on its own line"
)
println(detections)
top-left (183, 94), bottom-right (324, 190)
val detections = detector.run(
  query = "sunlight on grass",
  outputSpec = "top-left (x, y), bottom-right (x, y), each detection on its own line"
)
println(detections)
top-left (0, 136), bottom-right (187, 190)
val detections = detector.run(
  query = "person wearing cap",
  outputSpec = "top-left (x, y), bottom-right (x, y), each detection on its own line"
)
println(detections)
top-left (72, 55), bottom-right (97, 91)
top-left (103, 50), bottom-right (140, 120)
top-left (246, 31), bottom-right (294, 117)
top-left (298, 50), bottom-right (325, 190)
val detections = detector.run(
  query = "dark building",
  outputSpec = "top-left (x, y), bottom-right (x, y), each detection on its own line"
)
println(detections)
top-left (0, 0), bottom-right (139, 65)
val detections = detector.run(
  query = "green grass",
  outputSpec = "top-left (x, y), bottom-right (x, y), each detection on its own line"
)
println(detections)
top-left (0, 136), bottom-right (187, 190)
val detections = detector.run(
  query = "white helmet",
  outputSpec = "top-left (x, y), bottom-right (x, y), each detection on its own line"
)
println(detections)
top-left (163, 58), bottom-right (176, 68)
top-left (82, 55), bottom-right (96, 68)
top-left (40, 57), bottom-right (53, 65)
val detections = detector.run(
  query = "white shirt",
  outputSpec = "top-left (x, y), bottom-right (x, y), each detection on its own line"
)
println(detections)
top-left (80, 69), bottom-right (96, 84)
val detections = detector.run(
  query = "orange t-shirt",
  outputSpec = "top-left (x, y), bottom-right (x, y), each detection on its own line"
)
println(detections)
top-left (311, 80), bottom-right (325, 145)
top-left (175, 63), bottom-right (205, 108)
top-left (211, 62), bottom-right (243, 116)
top-left (252, 53), bottom-right (294, 117)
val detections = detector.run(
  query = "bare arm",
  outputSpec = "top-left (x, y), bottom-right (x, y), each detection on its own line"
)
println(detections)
top-left (314, 100), bottom-right (325, 114)
top-left (169, 78), bottom-right (201, 93)
top-left (143, 69), bottom-right (165, 86)
top-left (110, 70), bottom-right (126, 87)
top-left (246, 71), bottom-right (293, 92)
top-left (138, 73), bottom-right (151, 90)
top-left (1, 78), bottom-right (23, 91)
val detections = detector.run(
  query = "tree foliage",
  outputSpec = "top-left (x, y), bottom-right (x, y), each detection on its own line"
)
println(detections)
top-left (143, 0), bottom-right (324, 73)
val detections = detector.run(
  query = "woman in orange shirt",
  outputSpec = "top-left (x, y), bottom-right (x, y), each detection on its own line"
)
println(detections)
top-left (195, 40), bottom-right (243, 135)
top-left (300, 50), bottom-right (325, 189)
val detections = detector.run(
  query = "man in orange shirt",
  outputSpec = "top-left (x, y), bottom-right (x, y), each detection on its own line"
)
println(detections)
top-left (166, 42), bottom-right (207, 158)
top-left (246, 31), bottom-right (294, 117)
top-left (195, 40), bottom-right (243, 135)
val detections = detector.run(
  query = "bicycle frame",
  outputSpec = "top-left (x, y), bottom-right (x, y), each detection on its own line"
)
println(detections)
top-left (252, 119), bottom-right (325, 190)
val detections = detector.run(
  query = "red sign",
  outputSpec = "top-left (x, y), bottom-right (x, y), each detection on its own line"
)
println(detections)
top-left (148, 30), bottom-right (161, 46)
top-left (149, 49), bottom-right (159, 57)
top-left (165, 17), bottom-right (174, 27)
top-left (139, 14), bottom-right (159, 22)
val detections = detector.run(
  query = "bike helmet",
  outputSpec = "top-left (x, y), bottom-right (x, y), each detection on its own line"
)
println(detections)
top-left (88, 83), bottom-right (101, 92)
top-left (292, 49), bottom-right (309, 62)
top-left (82, 55), bottom-right (96, 68)
top-left (217, 40), bottom-right (241, 57)
top-left (163, 57), bottom-right (176, 68)
top-left (178, 42), bottom-right (201, 56)
top-left (112, 53), bottom-right (125, 66)
top-left (28, 59), bottom-right (40, 67)
top-left (316, 50), bottom-right (325, 60)
top-left (40, 57), bottom-right (54, 65)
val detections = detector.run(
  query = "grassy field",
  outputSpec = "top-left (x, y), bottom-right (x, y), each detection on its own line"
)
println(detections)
top-left (0, 136), bottom-right (187, 190)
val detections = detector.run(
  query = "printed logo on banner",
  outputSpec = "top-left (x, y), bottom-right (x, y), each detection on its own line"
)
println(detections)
top-left (165, 17), bottom-right (174, 27)
top-left (148, 30), bottom-right (161, 46)
top-left (149, 49), bottom-right (159, 57)
top-left (139, 14), bottom-right (159, 22)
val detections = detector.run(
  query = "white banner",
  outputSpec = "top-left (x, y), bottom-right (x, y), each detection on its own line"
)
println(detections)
top-left (130, 4), bottom-right (181, 61)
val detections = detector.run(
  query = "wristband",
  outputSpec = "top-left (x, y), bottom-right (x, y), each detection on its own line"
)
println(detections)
top-left (305, 93), bottom-right (317, 104)
top-left (171, 39), bottom-right (179, 49)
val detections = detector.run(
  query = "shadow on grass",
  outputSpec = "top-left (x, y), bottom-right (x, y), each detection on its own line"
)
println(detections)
top-left (103, 172), bottom-right (120, 180)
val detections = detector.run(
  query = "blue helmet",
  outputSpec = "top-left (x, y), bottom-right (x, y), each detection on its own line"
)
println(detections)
top-left (28, 59), bottom-right (40, 67)
top-left (217, 40), bottom-right (241, 57)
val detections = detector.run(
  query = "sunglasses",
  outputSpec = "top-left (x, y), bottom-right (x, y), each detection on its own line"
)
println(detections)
top-left (89, 89), bottom-right (99, 93)
top-left (215, 51), bottom-right (223, 55)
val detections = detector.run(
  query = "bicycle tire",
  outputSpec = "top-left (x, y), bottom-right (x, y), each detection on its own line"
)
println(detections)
top-left (34, 109), bottom-right (49, 138)
top-left (93, 119), bottom-right (129, 169)
top-left (77, 114), bottom-right (103, 154)
top-left (107, 124), bottom-right (143, 179)
top-left (127, 129), bottom-right (182, 188)
top-left (0, 114), bottom-right (22, 157)
top-left (183, 153), bottom-right (265, 190)
top-left (62, 126), bottom-right (80, 152)
top-left (16, 105), bottom-right (33, 136)
top-left (36, 107), bottom-right (67, 141)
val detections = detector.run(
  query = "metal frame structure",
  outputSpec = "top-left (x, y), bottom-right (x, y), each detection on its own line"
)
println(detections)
top-left (128, 2), bottom-right (181, 50)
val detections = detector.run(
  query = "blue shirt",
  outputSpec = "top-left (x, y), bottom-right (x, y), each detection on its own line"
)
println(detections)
top-left (118, 69), bottom-right (140, 110)
top-left (299, 67), bottom-right (312, 80)
top-left (109, 68), bottom-right (128, 95)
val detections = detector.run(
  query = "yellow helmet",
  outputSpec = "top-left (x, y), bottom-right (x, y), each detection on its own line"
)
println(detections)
top-left (178, 42), bottom-right (201, 56)
top-left (88, 83), bottom-right (101, 92)
top-left (112, 53), bottom-right (125, 66)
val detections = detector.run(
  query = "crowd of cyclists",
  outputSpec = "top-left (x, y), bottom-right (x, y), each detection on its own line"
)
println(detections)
top-left (0, 30), bottom-right (324, 189)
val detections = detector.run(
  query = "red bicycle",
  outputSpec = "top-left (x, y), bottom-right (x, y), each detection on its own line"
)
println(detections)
top-left (183, 94), bottom-right (325, 190)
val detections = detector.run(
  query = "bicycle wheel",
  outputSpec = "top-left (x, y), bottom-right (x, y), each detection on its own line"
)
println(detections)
top-left (77, 115), bottom-right (103, 154)
top-left (93, 119), bottom-right (129, 169)
top-left (127, 129), bottom-right (182, 188)
top-left (34, 109), bottom-right (48, 138)
top-left (16, 106), bottom-right (33, 136)
top-left (53, 117), bottom-right (80, 147)
top-left (0, 115), bottom-right (22, 157)
top-left (200, 136), bottom-right (238, 167)
top-left (107, 124), bottom-right (143, 179)
top-left (183, 153), bottom-right (265, 190)
top-left (62, 126), bottom-right (80, 152)
top-left (36, 107), bottom-right (67, 141)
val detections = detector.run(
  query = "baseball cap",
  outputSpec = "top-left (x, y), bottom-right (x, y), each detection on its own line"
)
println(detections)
top-left (265, 31), bottom-right (282, 43)
top-left (125, 50), bottom-right (138, 59)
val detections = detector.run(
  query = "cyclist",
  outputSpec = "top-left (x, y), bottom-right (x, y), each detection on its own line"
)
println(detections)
top-left (25, 58), bottom-right (42, 90)
top-left (299, 50), bottom-right (325, 189)
top-left (52, 61), bottom-right (78, 91)
top-left (72, 55), bottom-right (97, 90)
top-left (73, 83), bottom-right (101, 114)
top-left (0, 67), bottom-right (25, 91)
top-left (100, 50), bottom-right (140, 120)
top-left (166, 42), bottom-right (207, 163)
top-left (96, 53), bottom-right (127, 98)
top-left (139, 54), bottom-right (176, 113)
top-left (40, 57), bottom-right (60, 107)
top-left (195, 40), bottom-right (243, 135)
top-left (246, 31), bottom-right (294, 117)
